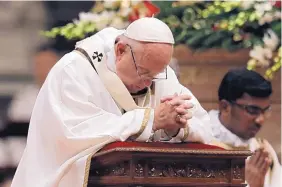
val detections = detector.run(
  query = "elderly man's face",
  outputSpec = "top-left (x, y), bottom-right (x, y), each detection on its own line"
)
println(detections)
top-left (115, 43), bottom-right (173, 93)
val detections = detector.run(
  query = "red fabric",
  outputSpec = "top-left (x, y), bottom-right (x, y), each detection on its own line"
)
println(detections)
top-left (100, 141), bottom-right (225, 152)
top-left (128, 8), bottom-right (140, 23)
top-left (143, 1), bottom-right (160, 17)
top-left (274, 1), bottom-right (281, 8)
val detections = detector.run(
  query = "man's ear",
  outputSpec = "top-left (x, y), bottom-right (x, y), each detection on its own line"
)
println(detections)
top-left (115, 41), bottom-right (127, 61)
top-left (219, 99), bottom-right (231, 115)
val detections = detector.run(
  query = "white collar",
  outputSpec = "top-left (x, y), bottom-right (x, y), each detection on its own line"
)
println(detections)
top-left (209, 110), bottom-right (253, 147)
top-left (106, 44), bottom-right (117, 73)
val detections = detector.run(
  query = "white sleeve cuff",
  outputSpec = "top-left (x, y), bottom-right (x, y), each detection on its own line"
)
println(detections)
top-left (169, 127), bottom-right (189, 143)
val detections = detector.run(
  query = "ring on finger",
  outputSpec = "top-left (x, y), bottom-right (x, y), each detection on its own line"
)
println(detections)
top-left (176, 114), bottom-right (181, 122)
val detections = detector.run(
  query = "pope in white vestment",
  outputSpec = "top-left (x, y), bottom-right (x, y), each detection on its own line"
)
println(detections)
top-left (11, 18), bottom-right (213, 187)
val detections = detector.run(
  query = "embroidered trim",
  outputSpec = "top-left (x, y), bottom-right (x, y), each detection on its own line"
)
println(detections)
top-left (129, 108), bottom-right (151, 140)
top-left (83, 152), bottom-right (95, 187)
top-left (75, 48), bottom-right (98, 74)
top-left (210, 140), bottom-right (250, 150)
top-left (94, 147), bottom-right (252, 157)
top-left (181, 126), bottom-right (189, 142)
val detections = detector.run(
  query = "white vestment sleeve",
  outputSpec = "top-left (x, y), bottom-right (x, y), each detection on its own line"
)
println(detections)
top-left (10, 49), bottom-right (156, 187)
top-left (59, 63), bottom-right (154, 143)
top-left (168, 85), bottom-right (213, 144)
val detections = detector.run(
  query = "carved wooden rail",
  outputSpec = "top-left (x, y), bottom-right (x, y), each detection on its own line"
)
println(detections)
top-left (86, 142), bottom-right (251, 187)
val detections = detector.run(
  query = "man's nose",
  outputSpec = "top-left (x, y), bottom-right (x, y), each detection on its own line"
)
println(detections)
top-left (143, 79), bottom-right (152, 87)
top-left (255, 113), bottom-right (265, 125)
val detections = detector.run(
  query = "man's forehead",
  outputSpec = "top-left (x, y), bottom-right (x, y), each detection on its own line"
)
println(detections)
top-left (237, 93), bottom-right (271, 106)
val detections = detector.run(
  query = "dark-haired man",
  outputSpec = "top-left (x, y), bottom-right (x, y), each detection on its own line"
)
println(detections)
top-left (208, 68), bottom-right (281, 187)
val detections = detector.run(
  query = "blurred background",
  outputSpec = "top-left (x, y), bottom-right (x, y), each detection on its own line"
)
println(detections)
top-left (0, 1), bottom-right (280, 186)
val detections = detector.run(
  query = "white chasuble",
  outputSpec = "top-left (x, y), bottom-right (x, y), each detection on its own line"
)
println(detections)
top-left (208, 110), bottom-right (281, 187)
top-left (11, 28), bottom-right (213, 187)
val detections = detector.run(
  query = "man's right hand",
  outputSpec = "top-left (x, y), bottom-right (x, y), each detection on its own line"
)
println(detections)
top-left (245, 148), bottom-right (272, 187)
top-left (152, 95), bottom-right (192, 132)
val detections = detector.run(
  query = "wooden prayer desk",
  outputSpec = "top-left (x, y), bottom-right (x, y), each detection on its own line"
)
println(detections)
top-left (86, 142), bottom-right (251, 187)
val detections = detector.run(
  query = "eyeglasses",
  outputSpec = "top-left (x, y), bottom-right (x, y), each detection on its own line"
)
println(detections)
top-left (126, 44), bottom-right (167, 81)
top-left (230, 101), bottom-right (271, 117)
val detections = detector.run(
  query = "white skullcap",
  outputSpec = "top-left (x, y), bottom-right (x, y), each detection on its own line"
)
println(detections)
top-left (124, 17), bottom-right (175, 44)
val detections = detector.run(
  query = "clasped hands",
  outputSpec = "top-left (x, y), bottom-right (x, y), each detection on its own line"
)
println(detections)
top-left (153, 94), bottom-right (193, 137)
